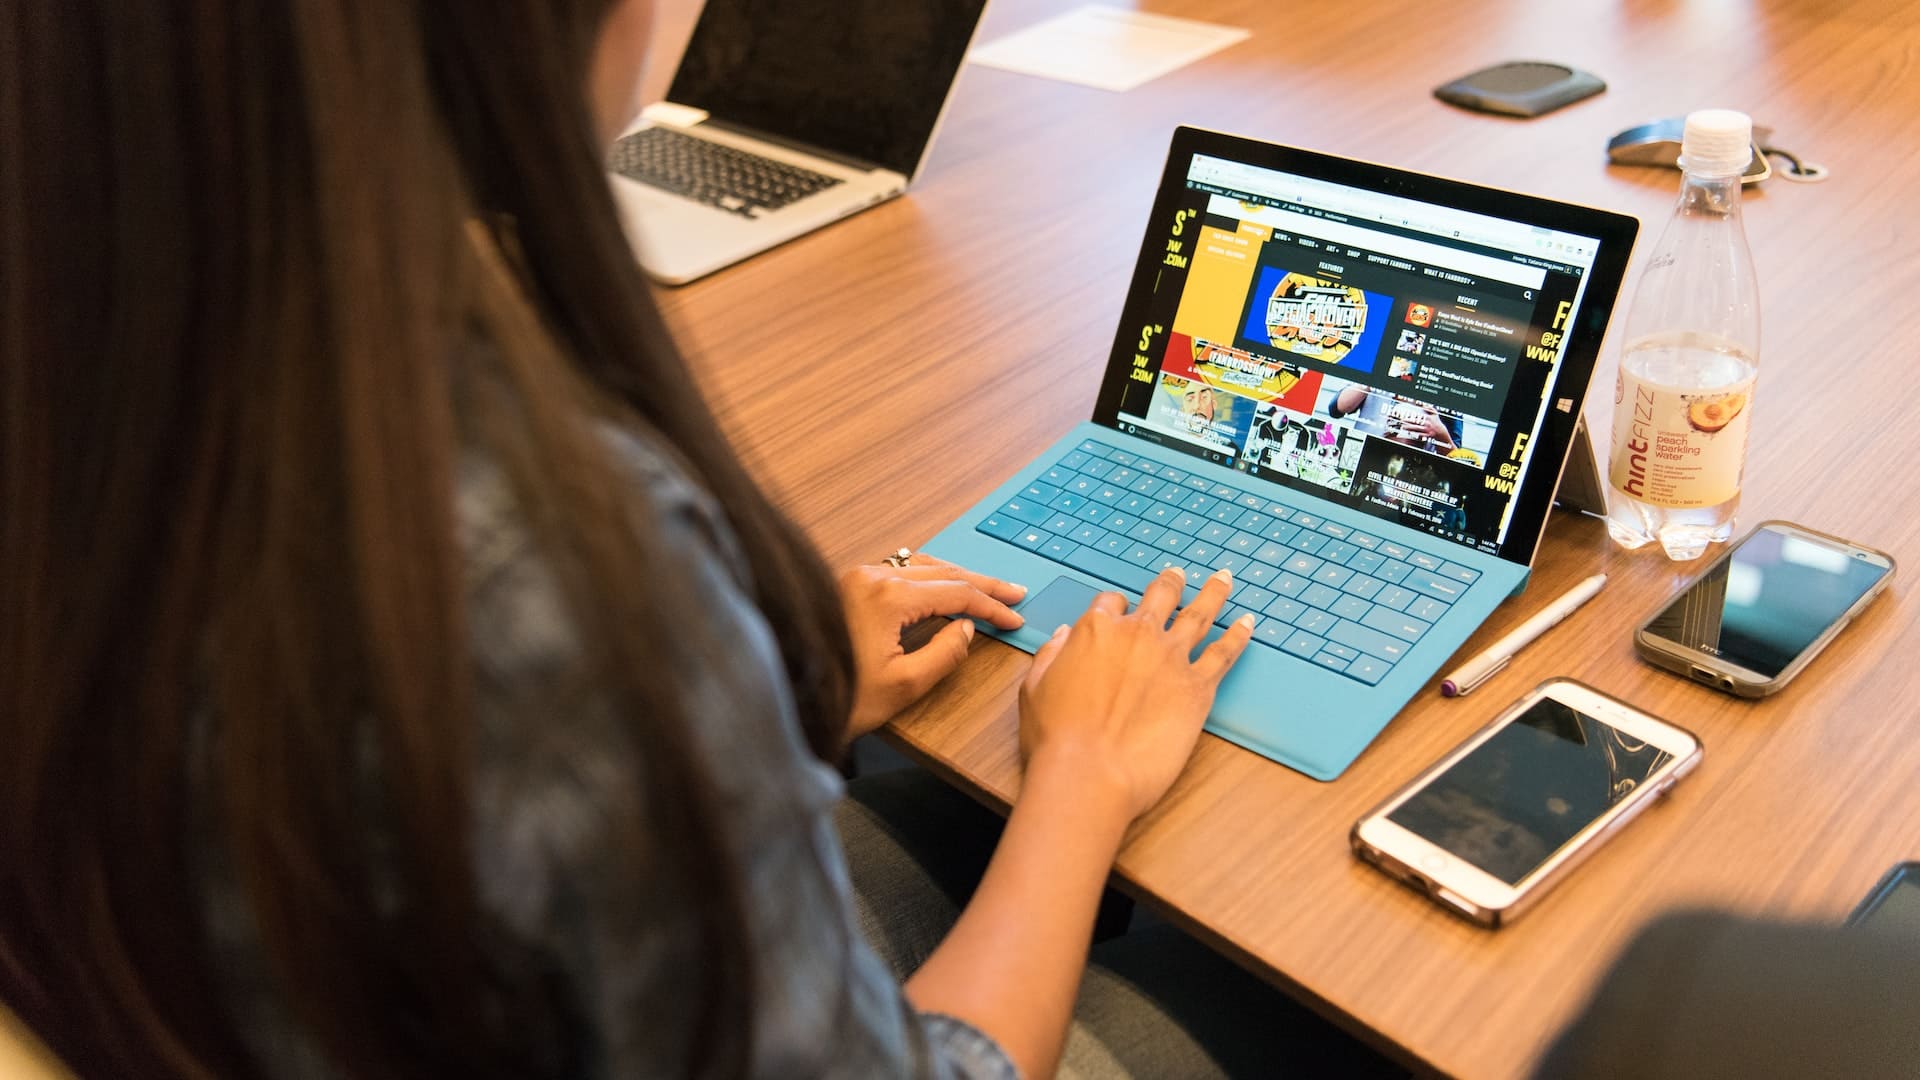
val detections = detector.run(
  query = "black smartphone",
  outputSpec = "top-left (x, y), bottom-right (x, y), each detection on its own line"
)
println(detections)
top-left (1634, 521), bottom-right (1895, 697)
top-left (1849, 862), bottom-right (1920, 936)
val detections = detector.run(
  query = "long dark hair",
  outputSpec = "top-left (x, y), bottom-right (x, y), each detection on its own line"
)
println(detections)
top-left (0, 3), bottom-right (853, 1076)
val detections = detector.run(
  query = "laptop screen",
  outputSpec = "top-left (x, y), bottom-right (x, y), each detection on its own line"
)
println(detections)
top-left (666, 0), bottom-right (989, 176)
top-left (1095, 131), bottom-right (1635, 564)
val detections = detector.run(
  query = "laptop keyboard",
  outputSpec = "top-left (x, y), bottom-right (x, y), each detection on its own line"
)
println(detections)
top-left (609, 126), bottom-right (844, 218)
top-left (974, 438), bottom-right (1482, 685)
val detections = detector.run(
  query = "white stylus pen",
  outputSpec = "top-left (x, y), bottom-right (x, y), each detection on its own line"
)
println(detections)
top-left (1440, 573), bottom-right (1608, 697)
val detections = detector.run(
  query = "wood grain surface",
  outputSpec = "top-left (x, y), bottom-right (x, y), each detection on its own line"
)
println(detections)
top-left (641, 1), bottom-right (1920, 1075)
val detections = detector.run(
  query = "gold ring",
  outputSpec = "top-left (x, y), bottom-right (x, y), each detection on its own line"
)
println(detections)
top-left (883, 547), bottom-right (913, 568)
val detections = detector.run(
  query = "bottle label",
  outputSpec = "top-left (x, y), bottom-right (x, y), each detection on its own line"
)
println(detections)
top-left (1608, 371), bottom-right (1754, 508)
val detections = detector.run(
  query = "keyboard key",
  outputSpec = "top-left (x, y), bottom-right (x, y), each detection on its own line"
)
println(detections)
top-left (1322, 642), bottom-right (1360, 662)
top-left (1100, 513), bottom-right (1136, 534)
top-left (1108, 451), bottom-right (1136, 467)
top-left (1252, 541), bottom-right (1291, 566)
top-left (1182, 493), bottom-right (1219, 515)
top-left (1129, 475), bottom-right (1166, 498)
top-left (1292, 531), bottom-right (1329, 556)
top-left (1151, 554), bottom-right (1184, 574)
top-left (1330, 595), bottom-right (1372, 621)
top-left (1407, 550), bottom-right (1445, 572)
top-left (1318, 520), bottom-right (1352, 540)
top-left (1182, 541), bottom-right (1219, 564)
top-left (1183, 474), bottom-right (1213, 492)
top-left (1346, 549), bottom-right (1386, 575)
top-left (1042, 466), bottom-right (1072, 485)
top-left (1107, 467), bottom-right (1137, 487)
top-left (1264, 596), bottom-right (1306, 623)
top-left (1254, 619), bottom-right (1296, 650)
top-left (1264, 504), bottom-right (1296, 523)
top-left (1198, 522), bottom-right (1235, 544)
top-left (1074, 502), bottom-right (1109, 524)
top-left (1292, 511), bottom-right (1324, 530)
top-left (1066, 475), bottom-right (1098, 496)
top-left (1341, 574), bottom-right (1386, 601)
top-left (1406, 596), bottom-right (1449, 624)
top-left (977, 514), bottom-right (1024, 541)
top-left (1272, 572), bottom-right (1310, 598)
top-left (1155, 484), bottom-right (1189, 506)
top-left (1077, 439), bottom-right (1112, 456)
top-left (1210, 483), bottom-right (1238, 500)
top-left (1217, 603), bottom-right (1257, 629)
top-left (1047, 492), bottom-right (1086, 514)
top-left (1043, 514), bottom-right (1077, 535)
top-left (1206, 502), bottom-right (1242, 523)
top-left (1233, 509), bottom-right (1271, 533)
top-left (1134, 459), bottom-right (1162, 476)
top-left (1210, 551), bottom-right (1251, 575)
top-left (1377, 540), bottom-right (1411, 561)
top-left (1159, 467), bottom-right (1188, 484)
top-left (1091, 485), bottom-right (1122, 505)
top-left (1347, 654), bottom-right (1391, 685)
top-left (1122, 544), bottom-right (1157, 566)
top-left (1232, 583), bottom-right (1277, 611)
top-left (1024, 482), bottom-right (1061, 504)
top-left (1014, 527), bottom-right (1051, 551)
top-left (1376, 559), bottom-right (1412, 584)
top-left (1064, 545), bottom-right (1156, 593)
top-left (1168, 513), bottom-right (1205, 535)
top-left (1350, 532), bottom-right (1382, 550)
top-left (1320, 540), bottom-right (1359, 564)
top-left (1312, 564), bottom-right (1354, 589)
top-left (1242, 562), bottom-right (1280, 588)
top-left (1154, 530), bottom-right (1192, 552)
top-left (1299, 583), bottom-right (1342, 611)
top-left (1141, 502), bottom-right (1176, 524)
top-left (1081, 459), bottom-right (1115, 479)
top-left (1436, 562), bottom-right (1482, 585)
top-left (1128, 522), bottom-right (1165, 544)
top-left (1282, 553), bottom-right (1323, 577)
top-left (1001, 498), bottom-right (1050, 525)
top-left (1361, 607), bottom-right (1432, 643)
top-left (1328, 619), bottom-right (1411, 662)
top-left (1095, 531), bottom-right (1129, 556)
top-left (1041, 537), bottom-right (1078, 561)
top-left (1374, 585), bottom-right (1416, 612)
top-left (1405, 570), bottom-right (1466, 603)
top-left (1281, 629), bottom-right (1324, 658)
top-left (1311, 650), bottom-right (1353, 673)
top-left (1061, 451), bottom-right (1091, 470)
top-left (1224, 531), bottom-right (1260, 555)
top-left (1260, 521), bottom-right (1302, 545)
top-left (1237, 492), bottom-right (1267, 510)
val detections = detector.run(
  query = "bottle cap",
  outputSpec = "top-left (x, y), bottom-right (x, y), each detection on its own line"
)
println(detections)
top-left (1680, 109), bottom-right (1753, 176)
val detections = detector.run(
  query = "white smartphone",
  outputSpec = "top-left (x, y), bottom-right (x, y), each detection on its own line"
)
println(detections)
top-left (1351, 679), bottom-right (1702, 928)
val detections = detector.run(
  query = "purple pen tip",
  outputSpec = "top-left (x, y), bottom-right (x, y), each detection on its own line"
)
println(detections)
top-left (1440, 680), bottom-right (1459, 697)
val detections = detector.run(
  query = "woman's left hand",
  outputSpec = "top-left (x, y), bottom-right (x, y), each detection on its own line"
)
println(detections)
top-left (840, 553), bottom-right (1027, 740)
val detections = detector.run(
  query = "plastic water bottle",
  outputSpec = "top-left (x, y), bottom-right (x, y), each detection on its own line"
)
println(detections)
top-left (1606, 109), bottom-right (1761, 561)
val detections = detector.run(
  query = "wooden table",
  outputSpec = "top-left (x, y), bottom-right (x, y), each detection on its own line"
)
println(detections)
top-left (641, 1), bottom-right (1920, 1075)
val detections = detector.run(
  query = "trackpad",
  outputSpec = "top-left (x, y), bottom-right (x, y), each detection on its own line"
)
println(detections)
top-left (1018, 576), bottom-right (1103, 638)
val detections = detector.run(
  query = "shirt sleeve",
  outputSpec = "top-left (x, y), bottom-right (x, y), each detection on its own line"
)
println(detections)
top-left (456, 429), bottom-right (1018, 1080)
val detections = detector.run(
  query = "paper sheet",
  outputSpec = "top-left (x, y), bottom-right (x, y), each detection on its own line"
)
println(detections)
top-left (968, 6), bottom-right (1251, 93)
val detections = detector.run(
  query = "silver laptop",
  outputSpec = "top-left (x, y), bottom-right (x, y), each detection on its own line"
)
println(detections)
top-left (608, 0), bottom-right (992, 285)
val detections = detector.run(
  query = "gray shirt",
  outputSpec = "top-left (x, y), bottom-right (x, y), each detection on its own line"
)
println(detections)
top-left (200, 427), bottom-right (1016, 1079)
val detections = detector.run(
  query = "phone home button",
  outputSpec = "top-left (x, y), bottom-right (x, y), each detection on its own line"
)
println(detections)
top-left (1421, 853), bottom-right (1449, 874)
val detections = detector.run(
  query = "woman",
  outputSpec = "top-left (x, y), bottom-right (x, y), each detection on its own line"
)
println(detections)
top-left (0, 4), bottom-right (1395, 1078)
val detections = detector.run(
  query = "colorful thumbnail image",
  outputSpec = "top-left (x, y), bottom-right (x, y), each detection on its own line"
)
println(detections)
top-left (1162, 332), bottom-right (1324, 414)
top-left (1240, 402), bottom-right (1366, 494)
top-left (1395, 329), bottom-right (1427, 356)
top-left (1388, 355), bottom-right (1419, 381)
top-left (1144, 371), bottom-right (1254, 453)
top-left (1404, 301), bottom-right (1434, 328)
top-left (1316, 377), bottom-right (1497, 467)
top-left (1352, 439), bottom-right (1475, 534)
top-left (1239, 267), bottom-right (1391, 372)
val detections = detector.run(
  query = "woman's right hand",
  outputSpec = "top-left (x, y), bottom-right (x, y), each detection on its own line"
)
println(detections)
top-left (1017, 566), bottom-right (1255, 823)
